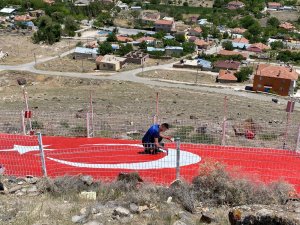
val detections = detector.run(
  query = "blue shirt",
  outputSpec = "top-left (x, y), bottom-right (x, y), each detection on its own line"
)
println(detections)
top-left (142, 124), bottom-right (160, 143)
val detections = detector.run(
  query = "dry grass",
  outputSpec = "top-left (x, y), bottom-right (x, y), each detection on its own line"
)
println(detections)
top-left (137, 69), bottom-right (217, 84)
top-left (35, 55), bottom-right (99, 73)
top-left (0, 35), bottom-right (77, 65)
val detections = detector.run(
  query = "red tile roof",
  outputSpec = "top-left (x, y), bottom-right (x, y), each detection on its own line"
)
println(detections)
top-left (255, 64), bottom-right (298, 80)
top-left (247, 43), bottom-right (270, 52)
top-left (267, 2), bottom-right (282, 7)
top-left (155, 19), bottom-right (173, 25)
top-left (190, 27), bottom-right (202, 33)
top-left (194, 39), bottom-right (209, 46)
top-left (136, 36), bottom-right (156, 42)
top-left (117, 35), bottom-right (133, 42)
top-left (232, 27), bottom-right (247, 34)
top-left (218, 50), bottom-right (248, 58)
top-left (232, 37), bottom-right (249, 44)
top-left (279, 22), bottom-right (295, 30)
top-left (218, 69), bottom-right (238, 81)
top-left (14, 15), bottom-right (35, 22)
top-left (214, 60), bottom-right (240, 70)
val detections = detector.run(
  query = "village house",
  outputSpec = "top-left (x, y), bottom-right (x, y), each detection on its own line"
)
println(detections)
top-left (74, 0), bottom-right (93, 6)
top-left (217, 69), bottom-right (237, 83)
top-left (43, 0), bottom-right (55, 4)
top-left (197, 58), bottom-right (212, 71)
top-left (188, 27), bottom-right (202, 36)
top-left (29, 10), bottom-right (45, 18)
top-left (247, 43), bottom-right (270, 53)
top-left (0, 7), bottom-right (16, 14)
top-left (96, 55), bottom-right (127, 71)
top-left (231, 27), bottom-right (247, 38)
top-left (116, 35), bottom-right (133, 43)
top-left (154, 19), bottom-right (175, 32)
top-left (232, 37), bottom-right (250, 49)
top-left (227, 1), bottom-right (245, 10)
top-left (267, 2), bottom-right (282, 10)
top-left (136, 36), bottom-right (156, 45)
top-left (218, 50), bottom-right (248, 59)
top-left (14, 15), bottom-right (35, 22)
top-left (140, 10), bottom-right (160, 24)
top-left (213, 60), bottom-right (240, 72)
top-left (253, 64), bottom-right (299, 96)
top-left (74, 47), bottom-right (98, 59)
top-left (194, 39), bottom-right (210, 50)
top-left (165, 46), bottom-right (183, 56)
top-left (124, 50), bottom-right (149, 65)
top-left (279, 22), bottom-right (295, 31)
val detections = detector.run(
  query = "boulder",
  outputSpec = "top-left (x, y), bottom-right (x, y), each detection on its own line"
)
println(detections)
top-left (113, 207), bottom-right (130, 217)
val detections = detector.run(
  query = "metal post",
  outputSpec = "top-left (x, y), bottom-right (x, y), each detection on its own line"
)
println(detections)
top-left (37, 133), bottom-right (47, 177)
top-left (21, 110), bottom-right (26, 135)
top-left (89, 91), bottom-right (94, 137)
top-left (86, 112), bottom-right (90, 138)
top-left (283, 100), bottom-right (293, 149)
top-left (296, 125), bottom-right (300, 153)
top-left (155, 92), bottom-right (159, 124)
top-left (221, 96), bottom-right (227, 146)
top-left (175, 137), bottom-right (180, 180)
top-left (23, 88), bottom-right (32, 131)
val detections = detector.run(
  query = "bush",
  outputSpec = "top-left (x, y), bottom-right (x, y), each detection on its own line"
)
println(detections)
top-left (192, 161), bottom-right (294, 206)
top-left (31, 121), bottom-right (44, 129)
top-left (259, 133), bottom-right (278, 140)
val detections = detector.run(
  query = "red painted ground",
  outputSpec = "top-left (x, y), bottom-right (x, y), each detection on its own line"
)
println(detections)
top-left (0, 134), bottom-right (300, 192)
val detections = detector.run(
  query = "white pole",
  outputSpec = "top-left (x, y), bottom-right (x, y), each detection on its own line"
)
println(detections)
top-left (37, 133), bottom-right (47, 176)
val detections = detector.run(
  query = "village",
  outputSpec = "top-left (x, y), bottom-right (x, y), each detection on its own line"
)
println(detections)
top-left (0, 0), bottom-right (300, 97)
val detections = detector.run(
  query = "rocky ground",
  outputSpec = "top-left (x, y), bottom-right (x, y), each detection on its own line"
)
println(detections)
top-left (0, 164), bottom-right (299, 225)
top-left (0, 35), bottom-right (78, 65)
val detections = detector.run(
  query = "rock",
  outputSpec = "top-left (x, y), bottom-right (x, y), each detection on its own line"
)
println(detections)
top-left (129, 203), bottom-right (139, 213)
top-left (80, 207), bottom-right (87, 215)
top-left (0, 182), bottom-right (4, 191)
top-left (257, 208), bottom-right (273, 217)
top-left (72, 215), bottom-right (87, 224)
top-left (17, 78), bottom-right (27, 86)
top-left (190, 115), bottom-right (198, 120)
top-left (200, 212), bottom-right (216, 224)
top-left (79, 191), bottom-right (97, 200)
top-left (138, 205), bottom-right (149, 213)
top-left (17, 181), bottom-right (24, 185)
top-left (9, 185), bottom-right (22, 193)
top-left (167, 196), bottom-right (173, 204)
top-left (173, 220), bottom-right (187, 225)
top-left (80, 176), bottom-right (93, 186)
top-left (113, 207), bottom-right (130, 217)
top-left (25, 176), bottom-right (38, 184)
top-left (83, 221), bottom-right (103, 225)
top-left (27, 185), bottom-right (38, 193)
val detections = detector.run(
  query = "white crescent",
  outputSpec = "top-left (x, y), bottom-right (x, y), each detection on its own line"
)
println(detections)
top-left (47, 144), bottom-right (201, 170)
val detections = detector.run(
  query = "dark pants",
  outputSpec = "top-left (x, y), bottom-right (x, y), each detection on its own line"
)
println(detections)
top-left (142, 137), bottom-right (163, 153)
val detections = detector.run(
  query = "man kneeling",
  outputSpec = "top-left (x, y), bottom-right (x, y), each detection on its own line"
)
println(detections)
top-left (142, 123), bottom-right (172, 154)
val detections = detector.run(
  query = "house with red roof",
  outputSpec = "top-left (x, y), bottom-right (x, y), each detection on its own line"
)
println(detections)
top-left (227, 1), bottom-right (245, 10)
top-left (136, 36), bottom-right (156, 45)
top-left (253, 64), bottom-right (299, 96)
top-left (267, 2), bottom-right (282, 10)
top-left (213, 60), bottom-right (240, 72)
top-left (247, 43), bottom-right (270, 53)
top-left (154, 19), bottom-right (175, 32)
top-left (188, 27), bottom-right (202, 36)
top-left (194, 39), bottom-right (210, 50)
top-left (279, 22), bottom-right (295, 31)
top-left (116, 35), bottom-right (133, 43)
top-left (218, 50), bottom-right (248, 59)
top-left (217, 69), bottom-right (238, 83)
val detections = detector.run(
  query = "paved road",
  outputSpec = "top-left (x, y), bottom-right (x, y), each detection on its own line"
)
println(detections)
top-left (0, 52), bottom-right (294, 103)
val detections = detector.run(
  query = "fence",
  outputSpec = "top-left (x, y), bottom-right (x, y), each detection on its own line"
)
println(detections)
top-left (0, 94), bottom-right (300, 191)
top-left (1, 133), bottom-right (300, 192)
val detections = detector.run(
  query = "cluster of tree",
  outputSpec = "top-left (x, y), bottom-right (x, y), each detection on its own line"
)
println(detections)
top-left (277, 50), bottom-right (300, 63)
top-left (93, 12), bottom-right (113, 27)
top-left (222, 41), bottom-right (234, 50)
top-left (235, 67), bottom-right (253, 82)
top-left (32, 14), bottom-right (79, 44)
top-left (199, 53), bottom-right (245, 63)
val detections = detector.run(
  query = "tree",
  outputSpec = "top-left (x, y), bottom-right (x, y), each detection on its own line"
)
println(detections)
top-left (247, 23), bottom-right (262, 36)
top-left (270, 41), bottom-right (284, 50)
top-left (52, 12), bottom-right (65, 24)
top-left (222, 41), bottom-right (234, 50)
top-left (64, 16), bottom-right (79, 37)
top-left (175, 33), bottom-right (186, 43)
top-left (32, 15), bottom-right (61, 45)
top-left (139, 41), bottom-right (147, 50)
top-left (267, 17), bottom-right (280, 28)
top-left (153, 31), bottom-right (166, 39)
top-left (98, 41), bottom-right (113, 55)
top-left (118, 44), bottom-right (133, 56)
top-left (182, 42), bottom-right (196, 54)
top-left (94, 12), bottom-right (113, 27)
top-left (240, 16), bottom-right (256, 29)
top-left (223, 31), bottom-right (229, 39)
top-left (107, 32), bottom-right (117, 42)
top-left (183, 1), bottom-right (188, 6)
top-left (235, 67), bottom-right (253, 82)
